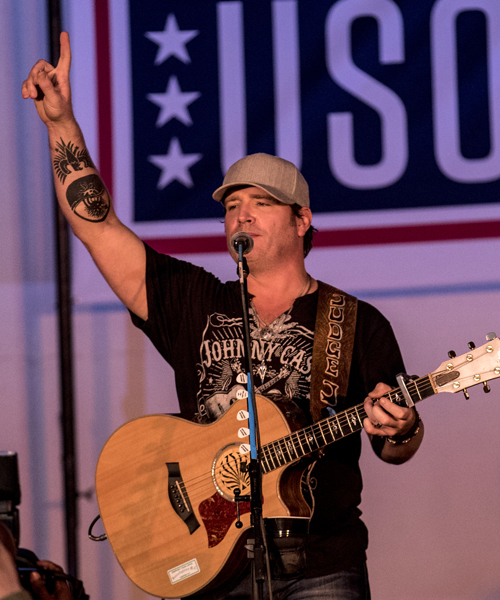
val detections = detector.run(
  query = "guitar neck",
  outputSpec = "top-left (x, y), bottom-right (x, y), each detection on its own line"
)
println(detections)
top-left (256, 373), bottom-right (284, 393)
top-left (260, 374), bottom-right (434, 474)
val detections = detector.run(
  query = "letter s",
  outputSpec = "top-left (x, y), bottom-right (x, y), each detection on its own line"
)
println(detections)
top-left (326, 0), bottom-right (408, 189)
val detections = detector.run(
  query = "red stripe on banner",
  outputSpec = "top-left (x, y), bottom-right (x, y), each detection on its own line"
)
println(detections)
top-left (144, 220), bottom-right (500, 255)
top-left (94, 0), bottom-right (113, 197)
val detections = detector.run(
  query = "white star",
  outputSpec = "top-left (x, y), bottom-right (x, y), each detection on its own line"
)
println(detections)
top-left (148, 138), bottom-right (202, 189)
top-left (145, 14), bottom-right (199, 65)
top-left (147, 76), bottom-right (201, 127)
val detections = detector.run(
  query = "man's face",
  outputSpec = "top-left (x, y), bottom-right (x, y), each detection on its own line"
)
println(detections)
top-left (223, 186), bottom-right (306, 268)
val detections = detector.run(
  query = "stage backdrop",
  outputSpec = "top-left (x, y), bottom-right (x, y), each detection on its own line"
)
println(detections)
top-left (1, 1), bottom-right (499, 600)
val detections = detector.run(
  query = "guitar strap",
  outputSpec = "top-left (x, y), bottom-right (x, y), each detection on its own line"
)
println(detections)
top-left (267, 283), bottom-right (358, 580)
top-left (309, 281), bottom-right (358, 422)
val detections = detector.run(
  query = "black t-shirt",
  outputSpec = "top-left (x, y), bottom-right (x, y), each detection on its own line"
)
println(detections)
top-left (131, 243), bottom-right (405, 576)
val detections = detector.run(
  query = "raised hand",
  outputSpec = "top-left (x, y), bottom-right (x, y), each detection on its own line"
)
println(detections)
top-left (21, 31), bottom-right (73, 125)
top-left (20, 29), bottom-right (148, 321)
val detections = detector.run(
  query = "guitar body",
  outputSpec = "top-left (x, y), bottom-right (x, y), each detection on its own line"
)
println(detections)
top-left (95, 395), bottom-right (312, 598)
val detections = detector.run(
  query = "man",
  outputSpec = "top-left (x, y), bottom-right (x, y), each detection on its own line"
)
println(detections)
top-left (22, 33), bottom-right (424, 599)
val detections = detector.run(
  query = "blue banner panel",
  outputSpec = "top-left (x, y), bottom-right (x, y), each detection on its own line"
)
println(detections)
top-left (129, 0), bottom-right (500, 223)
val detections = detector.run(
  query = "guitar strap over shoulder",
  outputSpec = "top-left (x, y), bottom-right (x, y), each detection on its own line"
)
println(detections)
top-left (309, 281), bottom-right (358, 422)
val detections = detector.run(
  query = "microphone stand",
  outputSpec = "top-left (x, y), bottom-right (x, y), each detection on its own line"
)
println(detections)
top-left (235, 241), bottom-right (268, 600)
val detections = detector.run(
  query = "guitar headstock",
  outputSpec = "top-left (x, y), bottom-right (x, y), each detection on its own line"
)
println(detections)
top-left (431, 333), bottom-right (500, 396)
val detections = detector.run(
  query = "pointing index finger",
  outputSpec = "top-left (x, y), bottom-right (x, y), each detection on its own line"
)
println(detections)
top-left (56, 31), bottom-right (72, 73)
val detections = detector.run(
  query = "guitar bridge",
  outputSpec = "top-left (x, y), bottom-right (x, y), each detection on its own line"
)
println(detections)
top-left (166, 462), bottom-right (200, 535)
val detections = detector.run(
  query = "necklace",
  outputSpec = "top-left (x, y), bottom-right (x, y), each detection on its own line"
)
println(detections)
top-left (250, 274), bottom-right (311, 383)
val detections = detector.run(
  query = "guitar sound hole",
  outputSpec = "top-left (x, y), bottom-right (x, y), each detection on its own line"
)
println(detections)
top-left (212, 444), bottom-right (251, 501)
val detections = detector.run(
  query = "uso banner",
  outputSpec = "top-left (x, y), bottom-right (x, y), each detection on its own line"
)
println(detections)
top-left (96, 0), bottom-right (500, 251)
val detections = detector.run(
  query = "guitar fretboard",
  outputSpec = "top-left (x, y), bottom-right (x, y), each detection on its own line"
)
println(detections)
top-left (260, 374), bottom-right (434, 473)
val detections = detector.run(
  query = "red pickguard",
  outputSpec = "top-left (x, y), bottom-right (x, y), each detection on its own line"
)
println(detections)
top-left (198, 492), bottom-right (251, 548)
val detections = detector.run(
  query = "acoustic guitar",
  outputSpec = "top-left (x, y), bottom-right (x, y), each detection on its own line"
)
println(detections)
top-left (95, 334), bottom-right (500, 598)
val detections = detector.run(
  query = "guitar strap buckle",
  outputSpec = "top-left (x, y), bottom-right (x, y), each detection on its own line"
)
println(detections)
top-left (396, 373), bottom-right (415, 408)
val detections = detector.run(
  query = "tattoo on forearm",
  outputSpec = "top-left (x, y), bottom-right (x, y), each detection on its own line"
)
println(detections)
top-left (54, 138), bottom-right (96, 183)
top-left (66, 174), bottom-right (110, 222)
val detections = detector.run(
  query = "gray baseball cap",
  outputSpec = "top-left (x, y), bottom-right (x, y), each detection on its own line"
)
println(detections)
top-left (212, 153), bottom-right (310, 207)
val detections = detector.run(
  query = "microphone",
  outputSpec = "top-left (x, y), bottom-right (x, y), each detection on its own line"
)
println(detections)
top-left (231, 232), bottom-right (254, 255)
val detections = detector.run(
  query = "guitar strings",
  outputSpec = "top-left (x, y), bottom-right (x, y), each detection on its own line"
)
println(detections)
top-left (171, 377), bottom-right (433, 503)
top-left (176, 365), bottom-right (496, 505)
top-left (163, 365), bottom-right (497, 507)
top-left (175, 398), bottom-right (381, 503)
top-left (182, 383), bottom-right (413, 495)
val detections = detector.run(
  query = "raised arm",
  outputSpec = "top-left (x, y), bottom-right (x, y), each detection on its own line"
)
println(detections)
top-left (21, 32), bottom-right (148, 321)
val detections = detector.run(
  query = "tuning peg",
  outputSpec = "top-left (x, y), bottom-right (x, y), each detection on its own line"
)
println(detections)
top-left (468, 341), bottom-right (475, 350)
top-left (486, 332), bottom-right (497, 341)
top-left (448, 350), bottom-right (456, 358)
top-left (463, 388), bottom-right (470, 400)
top-left (483, 382), bottom-right (491, 393)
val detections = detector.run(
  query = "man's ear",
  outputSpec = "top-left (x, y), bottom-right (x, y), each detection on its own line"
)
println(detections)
top-left (295, 207), bottom-right (313, 237)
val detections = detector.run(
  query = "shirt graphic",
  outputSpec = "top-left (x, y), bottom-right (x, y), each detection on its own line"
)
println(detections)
top-left (196, 311), bottom-right (314, 422)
